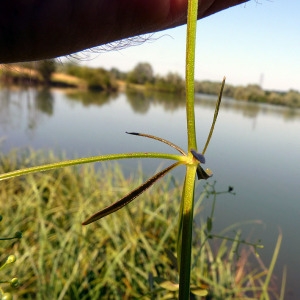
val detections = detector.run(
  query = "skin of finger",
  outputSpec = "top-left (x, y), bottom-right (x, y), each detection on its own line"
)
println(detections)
top-left (0, 0), bottom-right (247, 63)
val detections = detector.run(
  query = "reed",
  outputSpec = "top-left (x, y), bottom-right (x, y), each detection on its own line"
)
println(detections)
top-left (0, 150), bottom-right (283, 299)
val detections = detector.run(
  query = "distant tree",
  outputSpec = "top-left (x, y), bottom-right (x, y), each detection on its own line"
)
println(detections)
top-left (63, 62), bottom-right (84, 78)
top-left (36, 59), bottom-right (56, 86)
top-left (165, 72), bottom-right (183, 86)
top-left (64, 63), bottom-right (117, 91)
top-left (233, 84), bottom-right (266, 102)
top-left (246, 84), bottom-right (266, 102)
top-left (223, 84), bottom-right (235, 98)
top-left (110, 67), bottom-right (127, 80)
top-left (127, 62), bottom-right (154, 84)
top-left (283, 90), bottom-right (300, 107)
top-left (194, 80), bottom-right (220, 95)
top-left (153, 72), bottom-right (184, 93)
top-left (267, 92), bottom-right (283, 106)
top-left (77, 67), bottom-right (117, 91)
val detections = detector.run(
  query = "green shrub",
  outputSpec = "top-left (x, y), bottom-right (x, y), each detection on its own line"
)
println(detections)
top-left (64, 63), bottom-right (117, 91)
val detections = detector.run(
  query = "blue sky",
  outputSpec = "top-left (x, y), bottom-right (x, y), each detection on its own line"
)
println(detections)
top-left (82, 1), bottom-right (300, 92)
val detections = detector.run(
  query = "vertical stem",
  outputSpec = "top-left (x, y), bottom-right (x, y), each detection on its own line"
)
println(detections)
top-left (179, 165), bottom-right (197, 299)
top-left (186, 0), bottom-right (198, 150)
top-left (178, 0), bottom-right (199, 297)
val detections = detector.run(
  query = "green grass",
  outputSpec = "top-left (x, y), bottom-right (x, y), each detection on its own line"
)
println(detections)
top-left (0, 150), bottom-right (283, 299)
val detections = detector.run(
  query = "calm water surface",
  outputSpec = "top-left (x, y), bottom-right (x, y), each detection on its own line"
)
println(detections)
top-left (1, 87), bottom-right (300, 298)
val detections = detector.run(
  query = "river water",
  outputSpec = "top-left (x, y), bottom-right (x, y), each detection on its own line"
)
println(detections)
top-left (0, 87), bottom-right (299, 298)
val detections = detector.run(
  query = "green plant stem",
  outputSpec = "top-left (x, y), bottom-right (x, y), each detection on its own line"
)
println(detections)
top-left (202, 77), bottom-right (225, 155)
top-left (185, 0), bottom-right (198, 150)
top-left (210, 234), bottom-right (263, 248)
top-left (177, 0), bottom-right (199, 297)
top-left (260, 232), bottom-right (282, 300)
top-left (178, 165), bottom-right (197, 299)
top-left (0, 237), bottom-right (19, 241)
top-left (279, 266), bottom-right (287, 300)
top-left (0, 152), bottom-right (185, 181)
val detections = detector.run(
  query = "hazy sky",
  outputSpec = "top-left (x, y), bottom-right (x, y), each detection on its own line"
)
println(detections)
top-left (82, 1), bottom-right (300, 92)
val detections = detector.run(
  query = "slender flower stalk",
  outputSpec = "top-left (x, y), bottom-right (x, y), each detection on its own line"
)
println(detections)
top-left (177, 0), bottom-right (199, 297)
top-left (185, 0), bottom-right (198, 151)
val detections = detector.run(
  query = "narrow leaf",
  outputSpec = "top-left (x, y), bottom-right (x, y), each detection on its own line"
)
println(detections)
top-left (82, 162), bottom-right (181, 225)
top-left (202, 77), bottom-right (226, 155)
top-left (165, 249), bottom-right (178, 271)
top-left (126, 132), bottom-right (186, 155)
top-left (190, 288), bottom-right (208, 296)
top-left (159, 281), bottom-right (179, 292)
top-left (260, 231), bottom-right (282, 300)
top-left (206, 217), bottom-right (212, 232)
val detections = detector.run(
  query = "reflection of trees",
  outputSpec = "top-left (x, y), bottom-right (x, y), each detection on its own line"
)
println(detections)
top-left (0, 88), bottom-right (55, 135)
top-left (151, 91), bottom-right (185, 111)
top-left (195, 94), bottom-right (300, 121)
top-left (126, 90), bottom-right (151, 114)
top-left (35, 88), bottom-right (54, 115)
top-left (282, 108), bottom-right (300, 121)
top-left (26, 89), bottom-right (54, 131)
top-left (65, 90), bottom-right (115, 107)
top-left (36, 59), bottom-right (56, 86)
top-left (126, 89), bottom-right (185, 114)
top-left (0, 88), bottom-right (15, 129)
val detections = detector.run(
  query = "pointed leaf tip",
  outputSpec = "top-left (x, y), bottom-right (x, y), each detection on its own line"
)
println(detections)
top-left (126, 131), bottom-right (186, 155)
top-left (126, 131), bottom-right (139, 135)
top-left (82, 162), bottom-right (181, 225)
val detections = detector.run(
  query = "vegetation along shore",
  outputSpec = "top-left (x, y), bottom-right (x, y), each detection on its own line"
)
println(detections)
top-left (0, 149), bottom-right (284, 298)
top-left (1, 60), bottom-right (300, 108)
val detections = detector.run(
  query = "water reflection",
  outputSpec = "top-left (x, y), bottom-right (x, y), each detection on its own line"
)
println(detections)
top-left (35, 88), bottom-right (54, 115)
top-left (65, 90), bottom-right (117, 107)
top-left (126, 90), bottom-right (151, 114)
top-left (1, 88), bottom-right (299, 134)
top-left (0, 88), bottom-right (54, 132)
top-left (126, 89), bottom-right (186, 113)
top-left (0, 87), bottom-right (300, 298)
top-left (195, 93), bottom-right (300, 121)
top-left (150, 91), bottom-right (186, 111)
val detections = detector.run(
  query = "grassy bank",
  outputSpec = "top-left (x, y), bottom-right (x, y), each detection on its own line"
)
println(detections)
top-left (0, 150), bottom-right (283, 299)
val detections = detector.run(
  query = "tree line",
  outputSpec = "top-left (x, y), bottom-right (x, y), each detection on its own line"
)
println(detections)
top-left (1, 60), bottom-right (300, 108)
top-left (0, 60), bottom-right (56, 86)
top-left (125, 62), bottom-right (300, 108)
top-left (195, 80), bottom-right (300, 108)
top-left (0, 60), bottom-right (118, 92)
